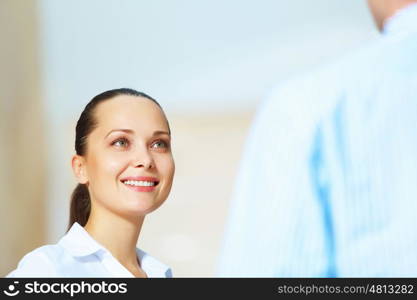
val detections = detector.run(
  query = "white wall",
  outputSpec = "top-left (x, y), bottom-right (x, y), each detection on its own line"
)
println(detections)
top-left (39, 0), bottom-right (377, 117)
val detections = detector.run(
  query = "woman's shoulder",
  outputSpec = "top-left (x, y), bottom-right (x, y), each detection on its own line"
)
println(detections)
top-left (6, 244), bottom-right (65, 277)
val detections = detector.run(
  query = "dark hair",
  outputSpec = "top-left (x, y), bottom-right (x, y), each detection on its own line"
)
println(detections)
top-left (68, 88), bottom-right (168, 230)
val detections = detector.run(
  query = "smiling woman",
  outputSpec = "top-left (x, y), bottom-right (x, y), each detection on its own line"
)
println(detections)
top-left (7, 88), bottom-right (175, 278)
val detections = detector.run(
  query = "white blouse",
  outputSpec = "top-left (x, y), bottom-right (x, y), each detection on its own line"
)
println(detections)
top-left (7, 222), bottom-right (172, 278)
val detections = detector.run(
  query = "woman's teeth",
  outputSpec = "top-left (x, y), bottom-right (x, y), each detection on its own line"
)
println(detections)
top-left (123, 180), bottom-right (156, 187)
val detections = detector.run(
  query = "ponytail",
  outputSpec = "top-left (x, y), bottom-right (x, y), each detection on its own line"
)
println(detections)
top-left (68, 184), bottom-right (91, 230)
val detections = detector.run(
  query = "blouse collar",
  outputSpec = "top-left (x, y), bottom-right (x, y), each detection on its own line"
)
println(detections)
top-left (58, 222), bottom-right (172, 277)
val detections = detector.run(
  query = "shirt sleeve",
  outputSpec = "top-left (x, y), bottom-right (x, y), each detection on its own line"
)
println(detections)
top-left (216, 80), bottom-right (333, 277)
top-left (6, 247), bottom-right (58, 277)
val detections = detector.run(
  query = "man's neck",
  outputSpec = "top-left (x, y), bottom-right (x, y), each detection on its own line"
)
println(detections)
top-left (383, 0), bottom-right (417, 28)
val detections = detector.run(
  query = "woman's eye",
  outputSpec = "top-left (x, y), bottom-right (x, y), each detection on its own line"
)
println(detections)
top-left (112, 138), bottom-right (129, 148)
top-left (151, 140), bottom-right (169, 149)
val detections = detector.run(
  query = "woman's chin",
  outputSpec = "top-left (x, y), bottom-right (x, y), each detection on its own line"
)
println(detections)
top-left (123, 199), bottom-right (164, 216)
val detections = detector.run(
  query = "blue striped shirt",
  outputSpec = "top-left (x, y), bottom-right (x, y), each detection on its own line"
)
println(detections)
top-left (217, 4), bottom-right (417, 277)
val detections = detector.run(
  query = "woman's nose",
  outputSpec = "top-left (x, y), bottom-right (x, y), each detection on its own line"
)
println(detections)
top-left (133, 149), bottom-right (154, 169)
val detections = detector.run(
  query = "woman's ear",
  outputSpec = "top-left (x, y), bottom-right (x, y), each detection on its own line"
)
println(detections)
top-left (72, 155), bottom-right (88, 184)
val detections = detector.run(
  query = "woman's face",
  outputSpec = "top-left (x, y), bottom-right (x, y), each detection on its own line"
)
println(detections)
top-left (79, 95), bottom-right (174, 218)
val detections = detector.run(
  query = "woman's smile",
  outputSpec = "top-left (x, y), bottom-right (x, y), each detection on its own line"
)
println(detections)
top-left (121, 176), bottom-right (160, 192)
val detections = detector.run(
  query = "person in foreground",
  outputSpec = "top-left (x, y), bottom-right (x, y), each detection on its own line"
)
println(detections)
top-left (8, 88), bottom-right (175, 277)
top-left (218, 0), bottom-right (417, 277)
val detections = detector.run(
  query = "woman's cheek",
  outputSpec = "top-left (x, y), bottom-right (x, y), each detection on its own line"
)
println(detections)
top-left (161, 156), bottom-right (175, 182)
top-left (103, 153), bottom-right (129, 174)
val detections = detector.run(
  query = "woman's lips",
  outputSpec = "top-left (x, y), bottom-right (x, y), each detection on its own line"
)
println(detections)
top-left (124, 185), bottom-right (156, 192)
top-left (120, 176), bottom-right (159, 193)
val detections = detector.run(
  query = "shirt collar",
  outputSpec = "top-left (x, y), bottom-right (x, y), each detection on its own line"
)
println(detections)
top-left (136, 248), bottom-right (172, 277)
top-left (383, 3), bottom-right (417, 37)
top-left (59, 222), bottom-right (103, 257)
top-left (58, 222), bottom-right (172, 277)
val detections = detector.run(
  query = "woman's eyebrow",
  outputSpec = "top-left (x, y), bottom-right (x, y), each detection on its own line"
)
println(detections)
top-left (105, 129), bottom-right (134, 138)
top-left (105, 129), bottom-right (170, 139)
top-left (153, 130), bottom-right (170, 136)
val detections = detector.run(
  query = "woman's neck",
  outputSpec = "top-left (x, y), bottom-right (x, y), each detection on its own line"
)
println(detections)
top-left (84, 209), bottom-right (145, 269)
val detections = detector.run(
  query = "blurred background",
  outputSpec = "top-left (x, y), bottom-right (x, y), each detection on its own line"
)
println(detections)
top-left (0, 0), bottom-right (378, 276)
